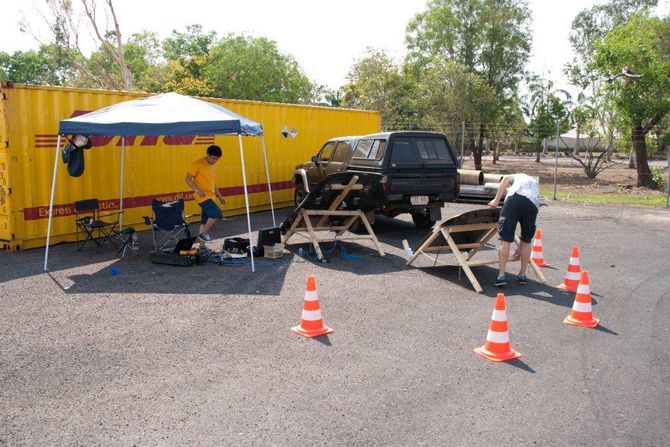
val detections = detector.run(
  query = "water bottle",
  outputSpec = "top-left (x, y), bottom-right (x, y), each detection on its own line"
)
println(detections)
top-left (131, 232), bottom-right (139, 251)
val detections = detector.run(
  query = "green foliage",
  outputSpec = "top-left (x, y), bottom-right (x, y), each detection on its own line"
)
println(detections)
top-left (528, 96), bottom-right (570, 140)
top-left (163, 25), bottom-right (217, 61)
top-left (595, 13), bottom-right (670, 129)
top-left (406, 0), bottom-right (532, 100)
top-left (594, 12), bottom-right (670, 187)
top-left (566, 0), bottom-right (657, 89)
top-left (0, 47), bottom-right (70, 85)
top-left (341, 49), bottom-right (419, 129)
top-left (204, 35), bottom-right (314, 103)
top-left (404, 0), bottom-right (531, 168)
top-left (650, 166), bottom-right (664, 187)
top-left (414, 59), bottom-right (497, 131)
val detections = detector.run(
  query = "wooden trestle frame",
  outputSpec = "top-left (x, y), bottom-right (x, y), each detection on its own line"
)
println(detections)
top-left (282, 175), bottom-right (386, 262)
top-left (404, 220), bottom-right (546, 293)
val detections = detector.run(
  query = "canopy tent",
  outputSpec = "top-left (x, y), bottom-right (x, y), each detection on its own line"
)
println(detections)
top-left (44, 92), bottom-right (277, 272)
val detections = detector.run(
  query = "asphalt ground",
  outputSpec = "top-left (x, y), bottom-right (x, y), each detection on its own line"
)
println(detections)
top-left (1, 202), bottom-right (668, 446)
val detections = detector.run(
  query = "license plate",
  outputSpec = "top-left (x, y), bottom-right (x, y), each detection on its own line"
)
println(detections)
top-left (410, 195), bottom-right (429, 206)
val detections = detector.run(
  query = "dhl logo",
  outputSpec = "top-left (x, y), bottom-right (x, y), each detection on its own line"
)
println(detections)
top-left (34, 110), bottom-right (216, 148)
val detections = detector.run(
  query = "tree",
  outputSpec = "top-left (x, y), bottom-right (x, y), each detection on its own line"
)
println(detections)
top-left (565, 0), bottom-right (658, 170)
top-left (594, 13), bottom-right (670, 188)
top-left (522, 75), bottom-right (571, 161)
top-left (204, 35), bottom-right (314, 103)
top-left (527, 95), bottom-right (571, 160)
top-left (341, 49), bottom-right (419, 129)
top-left (0, 48), bottom-right (62, 85)
top-left (161, 24), bottom-right (217, 95)
top-left (565, 0), bottom-right (657, 90)
top-left (21, 0), bottom-right (133, 90)
top-left (405, 0), bottom-right (532, 169)
top-left (413, 59), bottom-right (497, 162)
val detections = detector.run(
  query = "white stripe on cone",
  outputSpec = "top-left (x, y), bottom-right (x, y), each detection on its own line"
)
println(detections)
top-left (569, 257), bottom-right (580, 264)
top-left (486, 330), bottom-right (510, 343)
top-left (572, 301), bottom-right (592, 313)
top-left (491, 309), bottom-right (507, 321)
top-left (304, 290), bottom-right (319, 301)
top-left (301, 309), bottom-right (323, 321)
top-left (565, 271), bottom-right (581, 280)
top-left (576, 284), bottom-right (590, 294)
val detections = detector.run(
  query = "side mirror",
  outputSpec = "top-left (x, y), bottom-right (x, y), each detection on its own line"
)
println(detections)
top-left (311, 155), bottom-right (318, 164)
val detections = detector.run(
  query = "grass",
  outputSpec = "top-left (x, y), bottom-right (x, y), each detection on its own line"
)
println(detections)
top-left (540, 188), bottom-right (668, 206)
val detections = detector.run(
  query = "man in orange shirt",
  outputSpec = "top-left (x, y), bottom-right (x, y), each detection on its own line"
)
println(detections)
top-left (185, 145), bottom-right (226, 244)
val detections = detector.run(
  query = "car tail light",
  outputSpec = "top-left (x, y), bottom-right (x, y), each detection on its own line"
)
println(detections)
top-left (380, 175), bottom-right (388, 194)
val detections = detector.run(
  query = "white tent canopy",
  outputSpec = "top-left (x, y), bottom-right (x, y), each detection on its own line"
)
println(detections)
top-left (44, 92), bottom-right (276, 272)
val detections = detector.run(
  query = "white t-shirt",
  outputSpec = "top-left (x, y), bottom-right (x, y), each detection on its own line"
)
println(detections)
top-left (505, 173), bottom-right (540, 209)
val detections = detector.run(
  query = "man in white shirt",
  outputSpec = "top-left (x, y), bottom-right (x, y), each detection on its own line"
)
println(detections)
top-left (488, 173), bottom-right (540, 287)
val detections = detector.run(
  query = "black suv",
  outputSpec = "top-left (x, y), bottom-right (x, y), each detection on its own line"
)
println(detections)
top-left (293, 131), bottom-right (460, 228)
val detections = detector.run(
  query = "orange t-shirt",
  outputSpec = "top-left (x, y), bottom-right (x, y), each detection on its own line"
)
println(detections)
top-left (187, 158), bottom-right (217, 204)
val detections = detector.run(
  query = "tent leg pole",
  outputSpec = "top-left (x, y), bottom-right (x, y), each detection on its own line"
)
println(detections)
top-left (261, 135), bottom-right (276, 227)
top-left (44, 135), bottom-right (61, 271)
top-left (239, 135), bottom-right (255, 272)
top-left (119, 136), bottom-right (125, 229)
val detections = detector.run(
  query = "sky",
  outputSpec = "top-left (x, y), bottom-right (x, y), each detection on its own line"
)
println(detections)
top-left (2, 0), bottom-right (670, 95)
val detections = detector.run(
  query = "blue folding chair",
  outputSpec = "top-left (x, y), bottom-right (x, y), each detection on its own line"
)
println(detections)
top-left (143, 199), bottom-right (197, 253)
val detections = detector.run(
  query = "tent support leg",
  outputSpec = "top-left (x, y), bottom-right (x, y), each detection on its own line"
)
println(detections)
top-left (119, 136), bottom-right (125, 229)
top-left (261, 135), bottom-right (276, 227)
top-left (239, 135), bottom-right (255, 272)
top-left (44, 135), bottom-right (61, 271)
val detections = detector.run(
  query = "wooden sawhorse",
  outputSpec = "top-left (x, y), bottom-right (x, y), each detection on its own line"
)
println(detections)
top-left (404, 220), bottom-right (546, 293)
top-left (282, 175), bottom-right (385, 262)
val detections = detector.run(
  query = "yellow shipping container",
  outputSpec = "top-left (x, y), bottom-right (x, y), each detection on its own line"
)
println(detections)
top-left (0, 82), bottom-right (381, 250)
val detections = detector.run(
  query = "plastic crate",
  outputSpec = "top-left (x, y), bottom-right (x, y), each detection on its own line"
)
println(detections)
top-left (263, 243), bottom-right (285, 259)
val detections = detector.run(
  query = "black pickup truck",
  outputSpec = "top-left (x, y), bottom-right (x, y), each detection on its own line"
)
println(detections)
top-left (292, 131), bottom-right (460, 228)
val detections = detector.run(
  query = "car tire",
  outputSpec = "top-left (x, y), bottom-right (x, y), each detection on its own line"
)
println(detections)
top-left (412, 211), bottom-right (435, 229)
top-left (294, 183), bottom-right (307, 207)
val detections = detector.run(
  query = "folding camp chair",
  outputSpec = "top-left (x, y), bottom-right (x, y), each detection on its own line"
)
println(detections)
top-left (143, 199), bottom-right (197, 253)
top-left (74, 199), bottom-right (124, 253)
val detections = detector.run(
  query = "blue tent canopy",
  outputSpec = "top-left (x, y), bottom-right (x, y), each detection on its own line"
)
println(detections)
top-left (46, 92), bottom-right (274, 273)
top-left (59, 92), bottom-right (263, 136)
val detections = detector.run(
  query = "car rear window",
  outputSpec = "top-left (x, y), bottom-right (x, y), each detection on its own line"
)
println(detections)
top-left (352, 139), bottom-right (386, 160)
top-left (390, 137), bottom-right (455, 165)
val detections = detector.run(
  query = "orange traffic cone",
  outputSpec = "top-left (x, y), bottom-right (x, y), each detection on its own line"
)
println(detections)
top-left (474, 293), bottom-right (521, 362)
top-left (557, 245), bottom-right (581, 292)
top-left (530, 229), bottom-right (549, 267)
top-left (291, 275), bottom-right (334, 338)
top-left (564, 271), bottom-right (599, 328)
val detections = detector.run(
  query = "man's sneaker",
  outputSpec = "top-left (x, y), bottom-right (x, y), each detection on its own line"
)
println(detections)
top-left (197, 233), bottom-right (212, 242)
top-left (517, 274), bottom-right (528, 285)
top-left (494, 275), bottom-right (507, 287)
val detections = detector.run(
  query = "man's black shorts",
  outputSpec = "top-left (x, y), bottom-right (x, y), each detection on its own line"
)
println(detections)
top-left (498, 193), bottom-right (538, 243)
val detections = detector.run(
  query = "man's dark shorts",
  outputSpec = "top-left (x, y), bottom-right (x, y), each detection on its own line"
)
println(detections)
top-left (498, 193), bottom-right (538, 243)
top-left (198, 198), bottom-right (222, 224)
